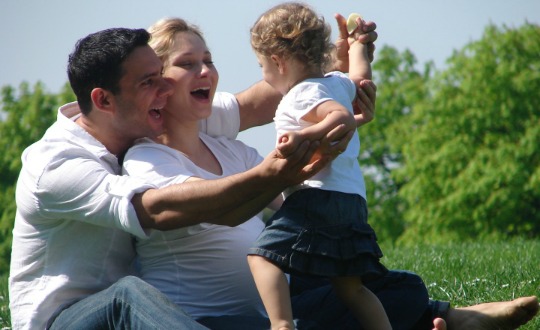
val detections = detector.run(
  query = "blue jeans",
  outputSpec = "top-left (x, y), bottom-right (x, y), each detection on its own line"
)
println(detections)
top-left (48, 276), bottom-right (207, 330)
top-left (199, 270), bottom-right (449, 330)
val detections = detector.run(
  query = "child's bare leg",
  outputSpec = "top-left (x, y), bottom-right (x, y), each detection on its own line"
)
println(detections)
top-left (248, 255), bottom-right (294, 330)
top-left (331, 276), bottom-right (392, 330)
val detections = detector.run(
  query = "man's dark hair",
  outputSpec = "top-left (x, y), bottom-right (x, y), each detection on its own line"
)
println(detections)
top-left (67, 28), bottom-right (150, 115)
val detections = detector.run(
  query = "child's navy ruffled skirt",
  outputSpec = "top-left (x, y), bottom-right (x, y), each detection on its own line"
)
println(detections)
top-left (249, 188), bottom-right (387, 280)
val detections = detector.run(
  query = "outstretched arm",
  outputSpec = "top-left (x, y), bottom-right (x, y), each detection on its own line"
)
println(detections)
top-left (132, 140), bottom-right (327, 230)
top-left (278, 101), bottom-right (356, 158)
top-left (328, 14), bottom-right (377, 73)
top-left (335, 13), bottom-right (377, 127)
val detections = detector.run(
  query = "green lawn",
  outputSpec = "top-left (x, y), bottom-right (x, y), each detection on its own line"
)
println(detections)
top-left (382, 239), bottom-right (539, 329)
top-left (1, 239), bottom-right (538, 329)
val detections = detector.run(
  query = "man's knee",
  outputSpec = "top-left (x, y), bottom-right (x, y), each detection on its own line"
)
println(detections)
top-left (113, 276), bottom-right (155, 298)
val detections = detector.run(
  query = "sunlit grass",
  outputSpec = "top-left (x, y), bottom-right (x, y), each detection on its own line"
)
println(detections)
top-left (0, 239), bottom-right (538, 329)
top-left (0, 275), bottom-right (9, 330)
top-left (382, 239), bottom-right (539, 329)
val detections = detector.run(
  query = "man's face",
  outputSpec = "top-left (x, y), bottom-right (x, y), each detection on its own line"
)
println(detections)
top-left (113, 45), bottom-right (173, 142)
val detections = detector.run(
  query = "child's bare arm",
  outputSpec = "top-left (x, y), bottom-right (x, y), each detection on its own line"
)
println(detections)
top-left (277, 101), bottom-right (356, 157)
top-left (348, 16), bottom-right (372, 83)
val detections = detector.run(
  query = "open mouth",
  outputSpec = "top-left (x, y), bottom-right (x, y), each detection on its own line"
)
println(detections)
top-left (149, 108), bottom-right (162, 119)
top-left (190, 87), bottom-right (210, 100)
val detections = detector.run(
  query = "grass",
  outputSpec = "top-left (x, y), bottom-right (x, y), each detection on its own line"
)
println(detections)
top-left (0, 276), bottom-right (8, 330)
top-left (0, 239), bottom-right (538, 329)
top-left (382, 238), bottom-right (539, 329)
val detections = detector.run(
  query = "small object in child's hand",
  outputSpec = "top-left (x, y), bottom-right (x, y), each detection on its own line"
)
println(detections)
top-left (346, 13), bottom-right (362, 35)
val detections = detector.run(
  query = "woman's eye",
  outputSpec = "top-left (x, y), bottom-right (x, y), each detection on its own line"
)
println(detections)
top-left (177, 62), bottom-right (193, 68)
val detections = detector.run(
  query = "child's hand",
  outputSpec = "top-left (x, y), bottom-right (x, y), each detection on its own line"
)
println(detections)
top-left (347, 14), bottom-right (368, 46)
top-left (332, 13), bottom-right (377, 70)
top-left (346, 13), bottom-right (363, 35)
top-left (277, 131), bottom-right (302, 158)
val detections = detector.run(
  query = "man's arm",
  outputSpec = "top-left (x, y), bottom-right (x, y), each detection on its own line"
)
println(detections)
top-left (132, 140), bottom-right (324, 230)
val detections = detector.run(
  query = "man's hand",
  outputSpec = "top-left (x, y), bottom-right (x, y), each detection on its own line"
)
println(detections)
top-left (353, 79), bottom-right (377, 127)
top-left (332, 13), bottom-right (377, 72)
top-left (262, 139), bottom-right (328, 187)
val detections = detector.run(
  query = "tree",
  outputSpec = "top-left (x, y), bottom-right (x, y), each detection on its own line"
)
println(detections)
top-left (394, 23), bottom-right (540, 243)
top-left (359, 46), bottom-right (433, 244)
top-left (0, 82), bottom-right (74, 273)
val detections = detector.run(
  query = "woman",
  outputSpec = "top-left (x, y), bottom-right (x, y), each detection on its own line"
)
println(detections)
top-left (123, 18), bottom-right (271, 322)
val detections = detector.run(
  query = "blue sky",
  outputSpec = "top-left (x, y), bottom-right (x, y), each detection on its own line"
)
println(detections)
top-left (1, 0), bottom-right (539, 155)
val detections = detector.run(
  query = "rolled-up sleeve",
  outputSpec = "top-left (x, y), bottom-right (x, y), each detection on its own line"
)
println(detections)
top-left (25, 148), bottom-right (155, 239)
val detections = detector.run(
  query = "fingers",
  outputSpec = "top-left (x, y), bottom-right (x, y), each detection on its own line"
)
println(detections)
top-left (367, 42), bottom-right (376, 62)
top-left (358, 79), bottom-right (377, 104)
top-left (354, 80), bottom-right (377, 126)
top-left (336, 13), bottom-right (377, 42)
top-left (297, 140), bottom-right (325, 179)
top-left (277, 131), bottom-right (301, 157)
top-left (329, 130), bottom-right (354, 156)
top-left (324, 123), bottom-right (350, 143)
top-left (362, 21), bottom-right (377, 34)
top-left (334, 13), bottom-right (348, 39)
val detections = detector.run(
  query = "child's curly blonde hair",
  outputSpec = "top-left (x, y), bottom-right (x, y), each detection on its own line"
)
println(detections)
top-left (250, 2), bottom-right (334, 72)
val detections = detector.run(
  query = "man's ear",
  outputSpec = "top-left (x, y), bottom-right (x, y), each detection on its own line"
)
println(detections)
top-left (90, 88), bottom-right (115, 114)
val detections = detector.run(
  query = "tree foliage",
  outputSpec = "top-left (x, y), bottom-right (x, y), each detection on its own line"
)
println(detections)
top-left (359, 22), bottom-right (540, 245)
top-left (359, 46), bottom-right (433, 243)
top-left (393, 23), bottom-right (540, 243)
top-left (0, 83), bottom-right (74, 273)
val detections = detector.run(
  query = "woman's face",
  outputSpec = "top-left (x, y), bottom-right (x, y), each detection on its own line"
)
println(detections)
top-left (162, 32), bottom-right (219, 123)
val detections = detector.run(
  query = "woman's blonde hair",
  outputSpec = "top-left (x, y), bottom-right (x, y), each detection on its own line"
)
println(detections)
top-left (250, 2), bottom-right (334, 72)
top-left (148, 17), bottom-right (205, 68)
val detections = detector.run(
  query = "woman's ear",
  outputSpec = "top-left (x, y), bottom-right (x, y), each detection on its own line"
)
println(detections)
top-left (90, 88), bottom-right (115, 114)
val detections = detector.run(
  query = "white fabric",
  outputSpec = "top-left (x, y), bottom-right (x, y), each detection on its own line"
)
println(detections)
top-left (9, 102), bottom-right (155, 330)
top-left (199, 91), bottom-right (241, 139)
top-left (123, 134), bottom-right (267, 318)
top-left (8, 92), bottom-right (242, 330)
top-left (276, 71), bottom-right (366, 199)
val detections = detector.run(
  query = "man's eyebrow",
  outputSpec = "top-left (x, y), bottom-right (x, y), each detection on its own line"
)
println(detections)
top-left (138, 68), bottom-right (162, 82)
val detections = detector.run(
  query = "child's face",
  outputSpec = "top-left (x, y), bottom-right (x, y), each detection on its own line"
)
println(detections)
top-left (257, 54), bottom-right (286, 95)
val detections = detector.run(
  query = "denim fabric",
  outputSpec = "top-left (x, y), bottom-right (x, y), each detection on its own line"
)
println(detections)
top-left (196, 271), bottom-right (449, 330)
top-left (48, 273), bottom-right (449, 330)
top-left (289, 270), bottom-right (440, 330)
top-left (249, 188), bottom-right (387, 278)
top-left (48, 276), bottom-right (207, 330)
